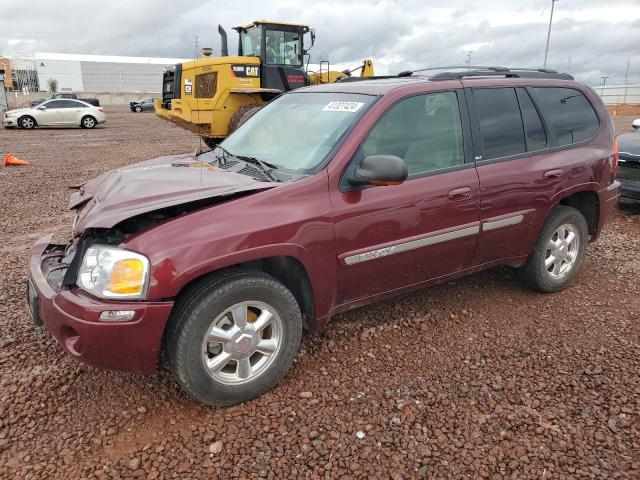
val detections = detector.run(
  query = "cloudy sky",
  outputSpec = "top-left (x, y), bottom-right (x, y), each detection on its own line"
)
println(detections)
top-left (1, 0), bottom-right (639, 85)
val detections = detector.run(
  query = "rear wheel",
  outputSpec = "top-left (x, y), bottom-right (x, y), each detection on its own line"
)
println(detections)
top-left (166, 271), bottom-right (302, 406)
top-left (518, 205), bottom-right (588, 292)
top-left (19, 116), bottom-right (36, 129)
top-left (228, 104), bottom-right (262, 134)
top-left (81, 115), bottom-right (96, 129)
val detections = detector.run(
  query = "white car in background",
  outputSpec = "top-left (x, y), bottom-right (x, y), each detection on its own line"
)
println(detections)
top-left (3, 99), bottom-right (106, 129)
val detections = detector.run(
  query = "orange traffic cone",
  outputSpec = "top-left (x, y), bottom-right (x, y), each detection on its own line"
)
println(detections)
top-left (4, 153), bottom-right (30, 166)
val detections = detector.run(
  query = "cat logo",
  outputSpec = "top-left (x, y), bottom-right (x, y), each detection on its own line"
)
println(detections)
top-left (231, 65), bottom-right (260, 78)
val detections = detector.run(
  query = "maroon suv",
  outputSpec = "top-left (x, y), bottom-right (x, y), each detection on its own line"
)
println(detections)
top-left (28, 67), bottom-right (621, 406)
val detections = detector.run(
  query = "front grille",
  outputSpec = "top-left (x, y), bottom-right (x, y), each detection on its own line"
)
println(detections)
top-left (619, 152), bottom-right (640, 162)
top-left (617, 164), bottom-right (640, 182)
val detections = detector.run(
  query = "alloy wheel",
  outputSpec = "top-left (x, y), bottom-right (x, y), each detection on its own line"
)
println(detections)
top-left (201, 301), bottom-right (283, 385)
top-left (544, 223), bottom-right (579, 279)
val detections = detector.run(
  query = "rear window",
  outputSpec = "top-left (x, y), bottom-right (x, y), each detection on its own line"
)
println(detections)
top-left (532, 87), bottom-right (599, 146)
top-left (473, 88), bottom-right (526, 160)
top-left (516, 88), bottom-right (547, 151)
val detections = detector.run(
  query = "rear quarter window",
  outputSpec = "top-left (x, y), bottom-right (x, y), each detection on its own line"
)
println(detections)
top-left (532, 87), bottom-right (599, 146)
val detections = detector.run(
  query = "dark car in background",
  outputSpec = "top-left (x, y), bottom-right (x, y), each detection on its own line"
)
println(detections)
top-left (130, 97), bottom-right (156, 112)
top-left (32, 92), bottom-right (100, 107)
top-left (617, 119), bottom-right (640, 201)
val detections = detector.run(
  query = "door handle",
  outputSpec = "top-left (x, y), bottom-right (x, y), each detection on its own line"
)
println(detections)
top-left (543, 169), bottom-right (563, 180)
top-left (448, 186), bottom-right (472, 201)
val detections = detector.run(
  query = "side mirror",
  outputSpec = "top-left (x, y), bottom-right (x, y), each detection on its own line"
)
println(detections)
top-left (632, 119), bottom-right (640, 129)
top-left (348, 154), bottom-right (408, 186)
top-left (38, 106), bottom-right (47, 110)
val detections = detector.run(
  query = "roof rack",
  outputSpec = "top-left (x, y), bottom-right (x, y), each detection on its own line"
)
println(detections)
top-left (397, 66), bottom-right (574, 81)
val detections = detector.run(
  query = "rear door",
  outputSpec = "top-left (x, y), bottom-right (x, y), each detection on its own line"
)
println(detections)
top-left (467, 85), bottom-right (601, 265)
top-left (61, 100), bottom-right (87, 124)
top-left (330, 90), bottom-right (481, 304)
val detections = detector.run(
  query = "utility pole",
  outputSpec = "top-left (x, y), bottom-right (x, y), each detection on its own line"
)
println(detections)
top-left (465, 51), bottom-right (473, 70)
top-left (543, 0), bottom-right (559, 69)
top-left (600, 75), bottom-right (611, 97)
top-left (194, 33), bottom-right (200, 60)
top-left (567, 56), bottom-right (571, 71)
top-left (623, 58), bottom-right (630, 104)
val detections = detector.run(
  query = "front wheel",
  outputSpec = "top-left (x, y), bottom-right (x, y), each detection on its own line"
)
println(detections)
top-left (81, 115), bottom-right (97, 129)
top-left (518, 205), bottom-right (588, 292)
top-left (135, 106), bottom-right (142, 113)
top-left (19, 116), bottom-right (36, 129)
top-left (166, 271), bottom-right (302, 406)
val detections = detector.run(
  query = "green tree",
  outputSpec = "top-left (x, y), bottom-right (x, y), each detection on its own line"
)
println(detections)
top-left (47, 78), bottom-right (58, 93)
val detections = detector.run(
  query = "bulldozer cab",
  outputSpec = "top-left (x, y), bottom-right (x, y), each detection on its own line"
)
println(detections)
top-left (233, 20), bottom-right (311, 92)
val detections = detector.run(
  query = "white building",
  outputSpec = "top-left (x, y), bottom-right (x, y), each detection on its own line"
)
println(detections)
top-left (33, 52), bottom-right (188, 93)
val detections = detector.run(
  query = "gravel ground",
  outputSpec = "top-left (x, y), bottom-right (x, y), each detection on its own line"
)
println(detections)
top-left (0, 108), bottom-right (638, 479)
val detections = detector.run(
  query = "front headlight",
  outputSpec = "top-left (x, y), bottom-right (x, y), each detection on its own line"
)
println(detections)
top-left (77, 246), bottom-right (150, 299)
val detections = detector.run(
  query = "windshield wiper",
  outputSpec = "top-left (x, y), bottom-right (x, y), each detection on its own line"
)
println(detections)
top-left (213, 146), bottom-right (279, 182)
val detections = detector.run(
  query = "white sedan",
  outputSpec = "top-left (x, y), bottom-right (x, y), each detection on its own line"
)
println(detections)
top-left (3, 99), bottom-right (106, 129)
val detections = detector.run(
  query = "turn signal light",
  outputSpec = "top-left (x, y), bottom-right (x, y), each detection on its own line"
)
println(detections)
top-left (106, 259), bottom-right (146, 295)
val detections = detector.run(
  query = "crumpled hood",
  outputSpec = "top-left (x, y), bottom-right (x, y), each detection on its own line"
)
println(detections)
top-left (70, 152), bottom-right (275, 234)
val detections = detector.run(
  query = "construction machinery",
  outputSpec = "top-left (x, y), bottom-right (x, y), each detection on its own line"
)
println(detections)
top-left (154, 20), bottom-right (374, 148)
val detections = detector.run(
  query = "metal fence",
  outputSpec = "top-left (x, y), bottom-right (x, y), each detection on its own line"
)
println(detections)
top-left (595, 84), bottom-right (640, 105)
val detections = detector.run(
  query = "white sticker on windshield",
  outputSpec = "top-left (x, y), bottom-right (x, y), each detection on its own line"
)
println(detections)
top-left (322, 101), bottom-right (365, 113)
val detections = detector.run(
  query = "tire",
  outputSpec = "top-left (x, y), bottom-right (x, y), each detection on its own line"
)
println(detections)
top-left (81, 115), bottom-right (97, 129)
top-left (228, 104), bottom-right (262, 134)
top-left (18, 116), bottom-right (36, 129)
top-left (202, 137), bottom-right (220, 150)
top-left (518, 205), bottom-right (589, 293)
top-left (135, 106), bottom-right (142, 113)
top-left (166, 271), bottom-right (302, 406)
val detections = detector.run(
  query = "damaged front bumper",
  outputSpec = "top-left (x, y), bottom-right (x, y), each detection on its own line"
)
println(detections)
top-left (28, 234), bottom-right (174, 375)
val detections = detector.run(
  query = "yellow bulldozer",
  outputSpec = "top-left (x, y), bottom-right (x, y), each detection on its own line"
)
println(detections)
top-left (154, 20), bottom-right (374, 148)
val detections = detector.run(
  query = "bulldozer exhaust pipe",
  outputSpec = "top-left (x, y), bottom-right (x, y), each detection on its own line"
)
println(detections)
top-left (218, 25), bottom-right (228, 56)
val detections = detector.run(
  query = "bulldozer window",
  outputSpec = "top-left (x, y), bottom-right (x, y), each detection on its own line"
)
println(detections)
top-left (241, 27), bottom-right (261, 57)
top-left (265, 30), bottom-right (302, 66)
top-left (195, 72), bottom-right (217, 99)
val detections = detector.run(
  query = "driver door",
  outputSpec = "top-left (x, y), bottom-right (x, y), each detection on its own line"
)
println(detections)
top-left (36, 100), bottom-right (64, 125)
top-left (330, 91), bottom-right (480, 304)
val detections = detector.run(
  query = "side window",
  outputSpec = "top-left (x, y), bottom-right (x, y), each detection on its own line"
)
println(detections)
top-left (265, 30), bottom-right (302, 66)
top-left (361, 92), bottom-right (465, 176)
top-left (70, 101), bottom-right (87, 108)
top-left (43, 100), bottom-right (66, 109)
top-left (195, 72), bottom-right (217, 98)
top-left (473, 88), bottom-right (526, 160)
top-left (516, 88), bottom-right (547, 151)
top-left (532, 87), bottom-right (599, 146)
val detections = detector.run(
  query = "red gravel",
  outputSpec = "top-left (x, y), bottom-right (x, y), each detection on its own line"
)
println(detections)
top-left (0, 108), bottom-right (638, 479)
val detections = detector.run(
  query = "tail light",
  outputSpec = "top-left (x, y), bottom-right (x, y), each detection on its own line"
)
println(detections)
top-left (611, 137), bottom-right (619, 181)
top-left (98, 107), bottom-right (104, 112)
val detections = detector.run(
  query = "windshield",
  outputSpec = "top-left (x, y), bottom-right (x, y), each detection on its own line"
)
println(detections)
top-left (221, 92), bottom-right (376, 173)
